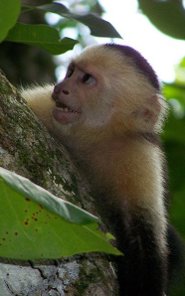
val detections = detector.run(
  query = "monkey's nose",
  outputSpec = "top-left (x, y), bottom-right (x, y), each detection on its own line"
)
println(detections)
top-left (52, 83), bottom-right (69, 101)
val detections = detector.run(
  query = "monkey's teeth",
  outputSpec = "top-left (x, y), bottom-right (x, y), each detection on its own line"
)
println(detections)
top-left (59, 107), bottom-right (77, 113)
top-left (59, 107), bottom-right (69, 112)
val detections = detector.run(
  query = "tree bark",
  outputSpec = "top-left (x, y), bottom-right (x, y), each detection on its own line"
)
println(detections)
top-left (0, 72), bottom-right (118, 295)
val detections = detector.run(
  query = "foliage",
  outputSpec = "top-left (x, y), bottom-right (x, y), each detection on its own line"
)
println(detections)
top-left (0, 167), bottom-right (120, 260)
top-left (6, 23), bottom-right (77, 55)
top-left (39, 2), bottom-right (120, 38)
top-left (163, 58), bottom-right (185, 239)
top-left (138, 0), bottom-right (185, 39)
top-left (0, 0), bottom-right (20, 41)
top-left (0, 0), bottom-right (121, 55)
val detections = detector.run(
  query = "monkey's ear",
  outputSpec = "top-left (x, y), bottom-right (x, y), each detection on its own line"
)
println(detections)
top-left (132, 94), bottom-right (165, 131)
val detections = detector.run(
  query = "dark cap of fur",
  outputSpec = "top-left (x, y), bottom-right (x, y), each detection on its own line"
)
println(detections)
top-left (105, 43), bottom-right (160, 91)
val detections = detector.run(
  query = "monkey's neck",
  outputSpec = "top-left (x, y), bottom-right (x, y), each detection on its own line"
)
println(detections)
top-left (69, 134), bottom-right (164, 209)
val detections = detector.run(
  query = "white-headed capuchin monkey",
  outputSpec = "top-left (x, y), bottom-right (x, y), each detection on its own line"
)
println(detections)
top-left (21, 44), bottom-right (184, 296)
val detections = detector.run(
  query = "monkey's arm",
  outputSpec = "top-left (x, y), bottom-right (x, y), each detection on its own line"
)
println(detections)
top-left (21, 85), bottom-right (54, 130)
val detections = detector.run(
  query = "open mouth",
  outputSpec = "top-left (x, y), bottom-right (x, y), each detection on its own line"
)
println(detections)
top-left (53, 100), bottom-right (81, 124)
top-left (55, 101), bottom-right (79, 114)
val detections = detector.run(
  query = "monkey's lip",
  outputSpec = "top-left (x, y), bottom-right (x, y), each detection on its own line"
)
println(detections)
top-left (53, 102), bottom-right (81, 124)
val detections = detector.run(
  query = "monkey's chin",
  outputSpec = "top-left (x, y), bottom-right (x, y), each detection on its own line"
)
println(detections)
top-left (52, 107), bottom-right (80, 124)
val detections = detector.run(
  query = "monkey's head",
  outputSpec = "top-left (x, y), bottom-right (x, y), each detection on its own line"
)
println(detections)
top-left (52, 44), bottom-right (167, 144)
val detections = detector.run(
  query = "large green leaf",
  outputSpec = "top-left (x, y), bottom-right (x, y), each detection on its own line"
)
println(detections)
top-left (39, 2), bottom-right (122, 38)
top-left (0, 167), bottom-right (121, 260)
top-left (138, 0), bottom-right (185, 39)
top-left (0, 0), bottom-right (21, 42)
top-left (5, 23), bottom-right (77, 54)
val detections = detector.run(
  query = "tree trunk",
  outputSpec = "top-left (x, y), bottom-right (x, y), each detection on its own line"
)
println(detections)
top-left (0, 72), bottom-right (118, 295)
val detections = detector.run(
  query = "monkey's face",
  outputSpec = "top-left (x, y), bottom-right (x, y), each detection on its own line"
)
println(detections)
top-left (52, 52), bottom-right (116, 134)
top-left (51, 45), bottom-right (166, 142)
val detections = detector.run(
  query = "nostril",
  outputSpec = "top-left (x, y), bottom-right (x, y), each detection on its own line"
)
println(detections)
top-left (62, 89), bottom-right (69, 95)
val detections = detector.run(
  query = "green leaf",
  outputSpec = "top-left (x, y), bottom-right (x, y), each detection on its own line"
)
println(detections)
top-left (169, 187), bottom-right (185, 239)
top-left (0, 167), bottom-right (121, 260)
top-left (5, 23), bottom-right (77, 54)
top-left (163, 83), bottom-right (185, 106)
top-left (175, 57), bottom-right (185, 85)
top-left (0, 0), bottom-right (21, 42)
top-left (138, 0), bottom-right (185, 40)
top-left (39, 2), bottom-right (122, 38)
top-left (163, 111), bottom-right (185, 143)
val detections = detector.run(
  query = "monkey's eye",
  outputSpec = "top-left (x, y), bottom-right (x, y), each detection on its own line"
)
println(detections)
top-left (81, 73), bottom-right (96, 85)
top-left (66, 67), bottom-right (74, 78)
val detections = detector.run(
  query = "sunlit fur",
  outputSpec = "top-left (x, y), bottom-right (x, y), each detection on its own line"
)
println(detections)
top-left (21, 85), bottom-right (54, 130)
top-left (22, 44), bottom-right (170, 295)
